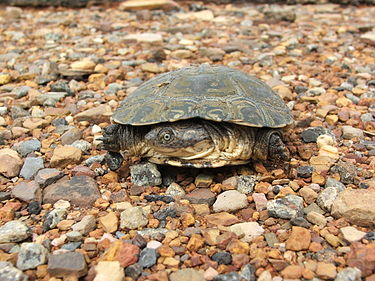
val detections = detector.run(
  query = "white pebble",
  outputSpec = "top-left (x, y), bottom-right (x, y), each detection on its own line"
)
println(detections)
top-left (92, 124), bottom-right (102, 134)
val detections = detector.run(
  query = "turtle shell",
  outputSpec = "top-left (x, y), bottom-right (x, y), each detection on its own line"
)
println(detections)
top-left (112, 65), bottom-right (293, 128)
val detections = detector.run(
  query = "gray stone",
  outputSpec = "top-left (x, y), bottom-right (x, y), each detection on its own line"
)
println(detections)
top-left (71, 140), bottom-right (91, 153)
top-left (11, 180), bottom-right (42, 203)
top-left (120, 207), bottom-right (148, 229)
top-left (19, 157), bottom-right (44, 179)
top-left (317, 186), bottom-right (342, 212)
top-left (34, 168), bottom-right (64, 187)
top-left (170, 268), bottom-right (205, 281)
top-left (325, 177), bottom-right (346, 191)
top-left (0, 261), bottom-right (28, 281)
top-left (342, 126), bottom-right (364, 139)
top-left (125, 263), bottom-right (142, 279)
top-left (301, 127), bottom-right (333, 143)
top-left (153, 205), bottom-right (178, 220)
top-left (334, 267), bottom-right (361, 281)
top-left (297, 165), bottom-right (314, 178)
top-left (306, 211), bottom-right (327, 227)
top-left (213, 190), bottom-right (248, 212)
top-left (14, 139), bottom-right (41, 157)
top-left (290, 217), bottom-right (311, 228)
top-left (71, 215), bottom-right (96, 235)
top-left (237, 175), bottom-right (258, 194)
top-left (212, 252), bottom-right (232, 265)
top-left (263, 6), bottom-right (296, 22)
top-left (240, 264), bottom-right (256, 281)
top-left (48, 252), bottom-right (87, 278)
top-left (304, 203), bottom-right (325, 215)
top-left (330, 160), bottom-right (357, 184)
top-left (166, 182), bottom-right (186, 197)
top-left (213, 272), bottom-right (242, 281)
top-left (267, 194), bottom-right (304, 219)
top-left (66, 231), bottom-right (83, 242)
top-left (43, 208), bottom-right (68, 231)
top-left (61, 127), bottom-right (83, 145)
top-left (0, 221), bottom-right (31, 243)
top-left (138, 247), bottom-right (157, 268)
top-left (137, 228), bottom-right (170, 239)
top-left (43, 176), bottom-right (100, 207)
top-left (16, 242), bottom-right (48, 270)
top-left (130, 162), bottom-right (162, 186)
top-left (36, 92), bottom-right (67, 106)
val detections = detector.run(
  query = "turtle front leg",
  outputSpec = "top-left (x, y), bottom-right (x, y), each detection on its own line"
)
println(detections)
top-left (253, 129), bottom-right (290, 162)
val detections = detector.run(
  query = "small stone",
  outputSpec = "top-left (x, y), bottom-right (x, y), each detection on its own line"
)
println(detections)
top-left (342, 126), bottom-right (364, 139)
top-left (204, 267), bottom-right (219, 281)
top-left (297, 166), bottom-right (314, 178)
top-left (281, 265), bottom-right (303, 279)
top-left (139, 248), bottom-right (157, 268)
top-left (20, 157), bottom-right (44, 179)
top-left (72, 215), bottom-right (96, 235)
top-left (301, 127), bottom-right (332, 143)
top-left (0, 73), bottom-right (11, 85)
top-left (11, 181), bottom-right (41, 203)
top-left (229, 222), bottom-right (264, 243)
top-left (17, 242), bottom-right (48, 270)
top-left (257, 270), bottom-right (272, 281)
top-left (339, 226), bottom-right (366, 243)
top-left (213, 190), bottom-right (248, 212)
top-left (66, 231), bottom-right (83, 242)
top-left (360, 32), bottom-right (375, 45)
top-left (252, 193), bottom-right (268, 211)
top-left (347, 244), bottom-right (375, 276)
top-left (290, 217), bottom-right (311, 228)
top-left (123, 33), bottom-right (163, 44)
top-left (331, 189), bottom-right (375, 227)
top-left (206, 212), bottom-right (240, 226)
top-left (166, 182), bottom-right (186, 197)
top-left (61, 127), bottom-right (82, 145)
top-left (43, 176), bottom-right (100, 207)
top-left (34, 168), bottom-right (64, 187)
top-left (14, 139), bottom-right (41, 157)
top-left (317, 187), bottom-right (342, 212)
top-left (195, 174), bottom-right (213, 188)
top-left (71, 140), bottom-right (91, 153)
top-left (48, 252), bottom-right (87, 278)
top-left (0, 261), bottom-right (28, 281)
top-left (267, 194), bottom-right (304, 219)
top-left (50, 146), bottom-right (82, 168)
top-left (70, 59), bottom-right (96, 71)
top-left (334, 267), bottom-right (361, 281)
top-left (306, 211), bottom-right (327, 227)
top-left (316, 262), bottom-right (337, 279)
top-left (240, 264), bottom-right (256, 281)
top-left (124, 263), bottom-right (142, 280)
top-left (93, 261), bottom-right (124, 281)
top-left (120, 207), bottom-right (148, 229)
top-left (212, 252), bottom-right (232, 265)
top-left (169, 268), bottom-right (205, 281)
top-left (99, 212), bottom-right (118, 233)
top-left (100, 240), bottom-right (139, 267)
top-left (74, 104), bottom-right (112, 122)
top-left (0, 221), bottom-right (30, 243)
top-left (0, 148), bottom-right (23, 177)
top-left (299, 187), bottom-right (318, 204)
top-left (185, 188), bottom-right (216, 205)
top-left (213, 272), bottom-right (242, 281)
top-left (43, 208), bottom-right (67, 231)
top-left (130, 163), bottom-right (161, 186)
top-left (286, 226), bottom-right (311, 251)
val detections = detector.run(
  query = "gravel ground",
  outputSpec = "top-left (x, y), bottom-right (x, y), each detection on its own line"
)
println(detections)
top-left (0, 1), bottom-right (374, 281)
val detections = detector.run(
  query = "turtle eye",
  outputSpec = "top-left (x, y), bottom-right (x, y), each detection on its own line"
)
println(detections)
top-left (159, 130), bottom-right (173, 143)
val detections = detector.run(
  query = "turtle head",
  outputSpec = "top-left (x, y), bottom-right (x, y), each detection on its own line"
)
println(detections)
top-left (144, 120), bottom-right (214, 159)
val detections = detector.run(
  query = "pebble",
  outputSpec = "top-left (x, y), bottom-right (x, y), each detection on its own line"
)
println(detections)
top-left (43, 176), bottom-right (100, 207)
top-left (317, 187), bottom-right (342, 212)
top-left (129, 162), bottom-right (162, 186)
top-left (211, 252), bottom-right (232, 265)
top-left (252, 193), bottom-right (268, 211)
top-left (184, 188), bottom-right (216, 205)
top-left (169, 268), bottom-right (205, 281)
top-left (125, 263), bottom-right (142, 280)
top-left (11, 180), bottom-right (41, 203)
top-left (43, 208), bottom-right (67, 231)
top-left (290, 217), bottom-right (311, 228)
top-left (299, 187), bottom-right (318, 204)
top-left (267, 194), bottom-right (304, 219)
top-left (229, 222), bottom-right (264, 243)
top-left (213, 190), bottom-right (248, 212)
top-left (166, 182), bottom-right (186, 197)
top-left (0, 220), bottom-right (30, 243)
top-left (0, 148), bottom-right (23, 177)
top-left (331, 189), bottom-right (375, 227)
top-left (138, 247), bottom-right (158, 268)
top-left (34, 168), bottom-right (64, 187)
top-left (99, 212), bottom-right (118, 233)
top-left (342, 126), bottom-right (364, 139)
top-left (0, 261), bottom-right (28, 281)
top-left (72, 215), bottom-right (96, 235)
top-left (340, 226), bottom-right (366, 242)
top-left (14, 139), bottom-right (41, 157)
top-left (61, 127), bottom-right (83, 145)
top-left (316, 262), bottom-right (337, 279)
top-left (123, 33), bottom-right (163, 44)
top-left (306, 211), bottom-right (327, 227)
top-left (19, 157), bottom-right (44, 179)
top-left (48, 252), bottom-right (87, 278)
top-left (301, 127), bottom-right (332, 143)
top-left (93, 261), bottom-right (124, 281)
top-left (334, 267), bottom-right (362, 281)
top-left (100, 240), bottom-right (139, 267)
top-left (120, 206), bottom-right (148, 229)
top-left (50, 146), bottom-right (82, 168)
top-left (195, 174), bottom-right (213, 188)
top-left (16, 242), bottom-right (48, 270)
top-left (66, 231), bottom-right (83, 242)
top-left (281, 265), bottom-right (303, 279)
top-left (154, 205), bottom-right (177, 220)
top-left (213, 272), bottom-right (242, 281)
top-left (286, 226), bottom-right (311, 251)
top-left (74, 104), bottom-right (112, 122)
top-left (297, 165), bottom-right (314, 178)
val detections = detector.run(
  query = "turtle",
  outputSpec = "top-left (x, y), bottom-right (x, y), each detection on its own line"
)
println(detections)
top-left (100, 65), bottom-right (294, 169)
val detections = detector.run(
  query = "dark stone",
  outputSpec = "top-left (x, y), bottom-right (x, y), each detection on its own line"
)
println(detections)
top-left (153, 205), bottom-right (178, 220)
top-left (20, 157), bottom-right (44, 179)
top-left (330, 160), bottom-right (357, 184)
top-left (50, 80), bottom-right (73, 95)
top-left (0, 192), bottom-right (11, 201)
top-left (105, 152), bottom-right (123, 171)
top-left (365, 232), bottom-right (375, 240)
top-left (184, 188), bottom-right (216, 205)
top-left (51, 118), bottom-right (68, 127)
top-left (110, 189), bottom-right (128, 203)
top-left (47, 252), bottom-right (87, 278)
top-left (129, 185), bottom-right (145, 196)
top-left (28, 201), bottom-right (41, 215)
top-left (14, 139), bottom-right (41, 157)
top-left (61, 242), bottom-right (82, 251)
top-left (290, 217), bottom-right (311, 228)
top-left (240, 264), bottom-right (256, 281)
top-left (125, 263), bottom-right (142, 280)
top-left (132, 234), bottom-right (147, 249)
top-left (43, 176), bottom-right (100, 207)
top-left (34, 168), bottom-right (64, 187)
top-left (297, 166), bottom-right (314, 178)
top-left (144, 194), bottom-right (174, 203)
top-left (138, 248), bottom-right (158, 268)
top-left (301, 127), bottom-right (333, 143)
top-left (213, 272), bottom-right (242, 281)
top-left (211, 252), bottom-right (232, 265)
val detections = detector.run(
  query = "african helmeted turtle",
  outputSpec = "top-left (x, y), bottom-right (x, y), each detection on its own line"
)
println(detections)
top-left (100, 65), bottom-right (293, 169)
